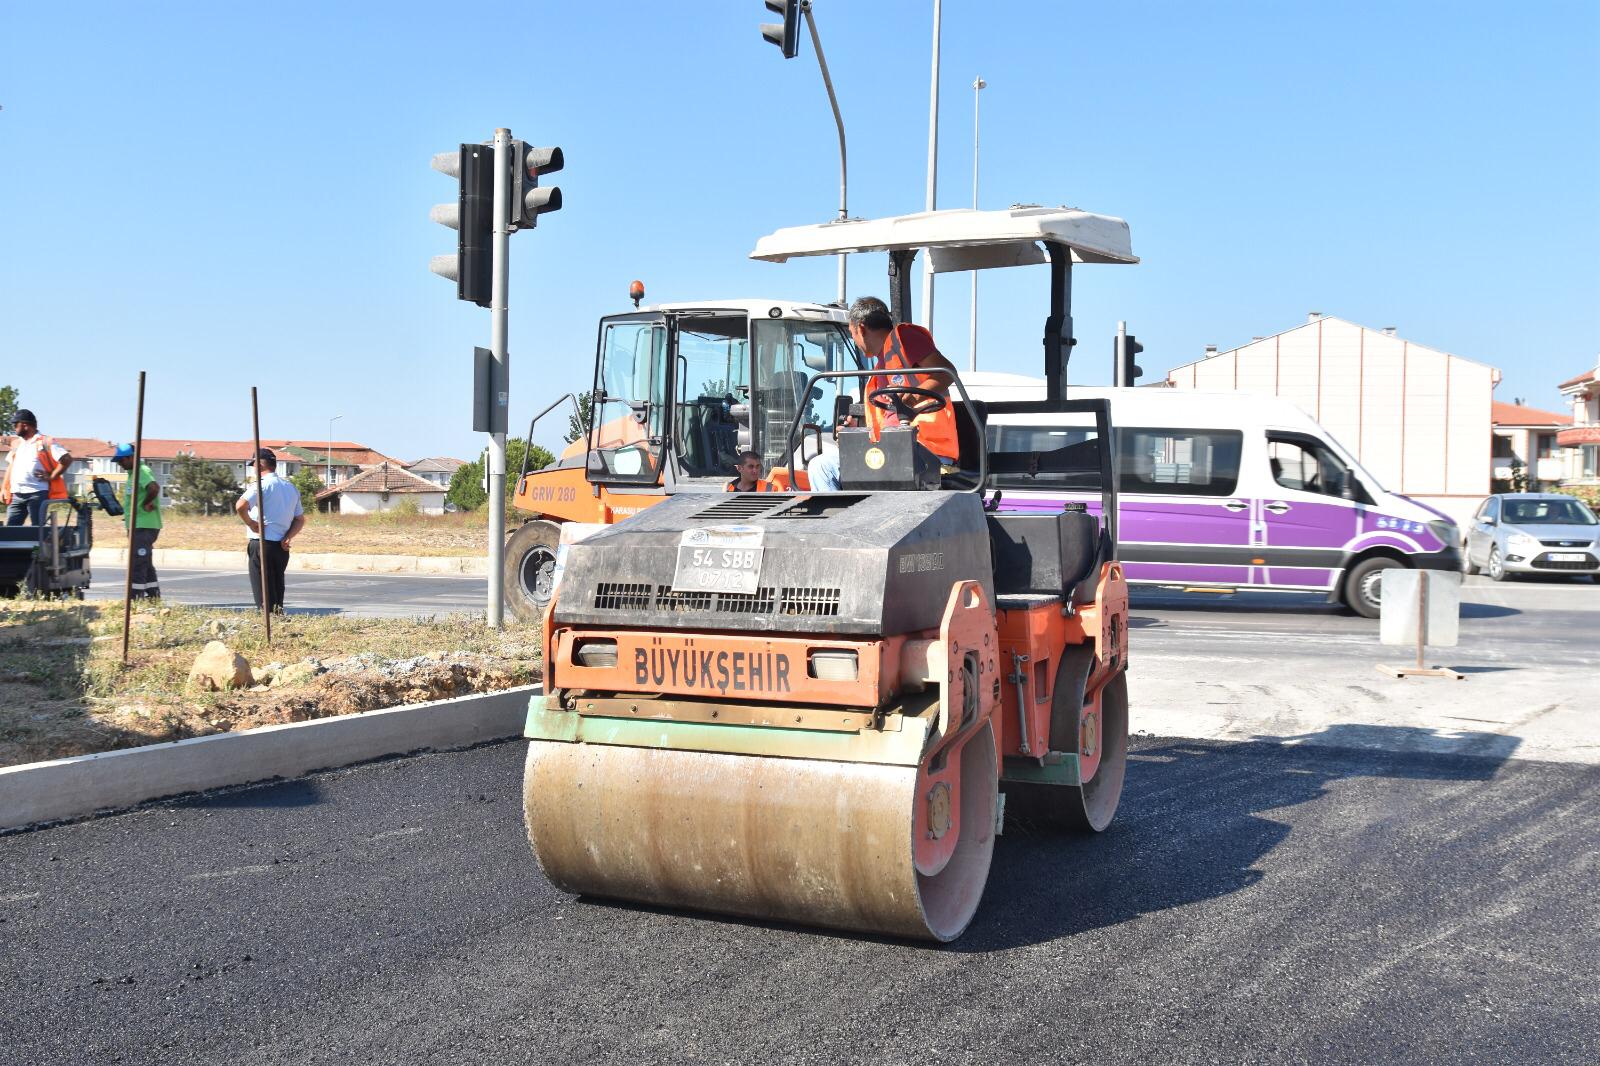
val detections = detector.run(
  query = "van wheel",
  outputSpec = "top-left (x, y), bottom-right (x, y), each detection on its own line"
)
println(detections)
top-left (1342, 556), bottom-right (1403, 619)
top-left (502, 520), bottom-right (561, 624)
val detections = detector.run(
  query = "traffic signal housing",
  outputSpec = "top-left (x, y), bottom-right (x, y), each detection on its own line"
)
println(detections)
top-left (430, 144), bottom-right (494, 307)
top-left (510, 141), bottom-right (564, 231)
top-left (761, 0), bottom-right (801, 59)
top-left (1116, 334), bottom-right (1145, 387)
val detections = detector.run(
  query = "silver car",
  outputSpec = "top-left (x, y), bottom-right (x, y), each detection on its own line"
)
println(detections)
top-left (1464, 493), bottom-right (1600, 581)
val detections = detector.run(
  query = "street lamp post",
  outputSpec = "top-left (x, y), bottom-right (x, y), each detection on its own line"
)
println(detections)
top-left (920, 0), bottom-right (942, 327)
top-left (327, 415), bottom-right (342, 495)
top-left (969, 74), bottom-right (985, 372)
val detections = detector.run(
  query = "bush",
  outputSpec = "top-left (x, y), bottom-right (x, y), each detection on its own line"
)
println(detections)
top-left (1556, 485), bottom-right (1600, 510)
top-left (289, 468), bottom-right (324, 511)
top-left (169, 455), bottom-right (242, 515)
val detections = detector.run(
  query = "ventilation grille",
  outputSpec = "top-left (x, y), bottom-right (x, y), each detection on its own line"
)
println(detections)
top-left (720, 587), bottom-right (777, 613)
top-left (779, 587), bottom-right (841, 616)
top-left (654, 586), bottom-right (713, 612)
top-left (586, 584), bottom-right (839, 616)
top-left (593, 582), bottom-right (653, 611)
top-left (694, 496), bottom-right (787, 520)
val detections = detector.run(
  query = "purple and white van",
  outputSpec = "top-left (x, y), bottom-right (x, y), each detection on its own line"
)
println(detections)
top-left (970, 375), bottom-right (1461, 617)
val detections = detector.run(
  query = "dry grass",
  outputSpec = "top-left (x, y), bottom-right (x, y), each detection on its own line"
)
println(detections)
top-left (0, 598), bottom-right (541, 768)
top-left (94, 509), bottom-right (493, 557)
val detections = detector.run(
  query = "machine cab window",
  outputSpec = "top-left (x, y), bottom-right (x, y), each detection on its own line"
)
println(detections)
top-left (673, 316), bottom-right (750, 479)
top-left (589, 315), bottom-right (668, 483)
top-left (752, 318), bottom-right (860, 470)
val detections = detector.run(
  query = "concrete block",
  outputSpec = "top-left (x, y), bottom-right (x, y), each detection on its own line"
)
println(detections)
top-left (0, 685), bottom-right (540, 832)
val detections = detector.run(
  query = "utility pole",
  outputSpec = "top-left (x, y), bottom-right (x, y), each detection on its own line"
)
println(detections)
top-left (969, 74), bottom-right (985, 371)
top-left (802, 2), bottom-right (849, 305)
top-left (431, 129), bottom-right (564, 627)
top-left (921, 0), bottom-right (942, 328)
top-left (764, 2), bottom-right (849, 305)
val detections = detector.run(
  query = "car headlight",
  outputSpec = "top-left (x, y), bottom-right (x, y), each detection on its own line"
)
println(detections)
top-left (1506, 532), bottom-right (1540, 554)
top-left (1426, 519), bottom-right (1457, 546)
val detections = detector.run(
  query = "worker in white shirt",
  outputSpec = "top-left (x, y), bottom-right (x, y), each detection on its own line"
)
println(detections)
top-left (235, 448), bottom-right (306, 612)
top-left (2, 409), bottom-right (73, 527)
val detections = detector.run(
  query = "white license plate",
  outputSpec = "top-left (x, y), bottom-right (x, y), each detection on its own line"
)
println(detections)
top-left (672, 525), bottom-right (765, 594)
top-left (1548, 552), bottom-right (1588, 563)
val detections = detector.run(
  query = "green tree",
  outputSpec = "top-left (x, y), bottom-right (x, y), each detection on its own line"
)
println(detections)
top-left (564, 391), bottom-right (595, 444)
top-left (446, 441), bottom-right (555, 512)
top-left (289, 468), bottom-right (325, 511)
top-left (446, 461), bottom-right (487, 512)
top-left (0, 385), bottom-right (18, 430)
top-left (169, 454), bottom-right (242, 515)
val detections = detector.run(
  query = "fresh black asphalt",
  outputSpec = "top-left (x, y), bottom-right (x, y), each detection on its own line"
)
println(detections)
top-left (3, 736), bottom-right (1596, 1065)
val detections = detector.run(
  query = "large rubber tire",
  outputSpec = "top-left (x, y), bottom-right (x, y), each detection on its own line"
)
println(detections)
top-left (1341, 556), bottom-right (1403, 619)
top-left (1463, 542), bottom-right (1480, 576)
top-left (1486, 546), bottom-right (1516, 582)
top-left (1005, 651), bottom-right (1129, 834)
top-left (503, 520), bottom-right (561, 624)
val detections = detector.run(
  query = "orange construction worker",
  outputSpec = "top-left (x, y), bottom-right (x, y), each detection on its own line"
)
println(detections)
top-left (725, 450), bottom-right (773, 492)
top-left (3, 408), bottom-right (72, 527)
top-left (848, 296), bottom-right (960, 465)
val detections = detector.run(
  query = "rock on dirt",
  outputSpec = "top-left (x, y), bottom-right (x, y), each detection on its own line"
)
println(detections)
top-left (270, 660), bottom-right (324, 689)
top-left (186, 641), bottom-right (253, 692)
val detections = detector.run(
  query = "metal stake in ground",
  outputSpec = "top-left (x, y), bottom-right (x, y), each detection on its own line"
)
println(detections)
top-left (250, 386), bottom-right (272, 644)
top-left (120, 370), bottom-right (147, 666)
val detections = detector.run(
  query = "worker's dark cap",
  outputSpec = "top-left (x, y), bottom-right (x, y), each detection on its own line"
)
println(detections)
top-left (12, 409), bottom-right (36, 425)
top-left (245, 447), bottom-right (277, 465)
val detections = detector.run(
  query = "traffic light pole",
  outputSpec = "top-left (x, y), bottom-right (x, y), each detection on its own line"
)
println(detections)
top-left (486, 127), bottom-right (512, 628)
top-left (1115, 320), bottom-right (1127, 387)
top-left (802, 2), bottom-right (848, 305)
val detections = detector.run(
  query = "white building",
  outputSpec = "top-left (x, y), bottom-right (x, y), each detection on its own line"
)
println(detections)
top-left (1165, 314), bottom-right (1499, 526)
top-left (1557, 364), bottom-right (1600, 489)
top-left (1491, 401), bottom-right (1571, 493)
top-left (316, 462), bottom-right (445, 515)
top-left (405, 456), bottom-right (466, 488)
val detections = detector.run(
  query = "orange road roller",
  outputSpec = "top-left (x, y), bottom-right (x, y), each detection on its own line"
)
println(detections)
top-left (523, 395), bottom-right (1129, 942)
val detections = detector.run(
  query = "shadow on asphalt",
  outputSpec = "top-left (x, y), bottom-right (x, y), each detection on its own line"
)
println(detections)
top-left (952, 729), bottom-right (1519, 953)
top-left (1459, 602), bottom-right (1520, 619)
top-left (167, 778), bottom-right (326, 810)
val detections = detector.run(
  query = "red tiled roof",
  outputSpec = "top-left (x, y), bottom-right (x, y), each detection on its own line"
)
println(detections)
top-left (317, 462), bottom-right (442, 497)
top-left (1491, 401), bottom-right (1572, 427)
top-left (3, 436), bottom-right (393, 465)
top-left (1558, 368), bottom-right (1599, 390)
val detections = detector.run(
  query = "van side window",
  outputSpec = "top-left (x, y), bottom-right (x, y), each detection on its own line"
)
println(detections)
top-left (1118, 428), bottom-right (1242, 496)
top-left (1267, 435), bottom-right (1361, 500)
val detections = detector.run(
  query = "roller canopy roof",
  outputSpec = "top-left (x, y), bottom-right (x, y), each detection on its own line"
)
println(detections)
top-left (749, 205), bottom-right (1138, 273)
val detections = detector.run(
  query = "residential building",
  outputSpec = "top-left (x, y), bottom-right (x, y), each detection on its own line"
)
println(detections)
top-left (405, 456), bottom-right (466, 488)
top-left (1165, 314), bottom-right (1499, 526)
top-left (1490, 401), bottom-right (1571, 493)
top-left (315, 462), bottom-right (446, 515)
top-left (1557, 364), bottom-right (1600, 488)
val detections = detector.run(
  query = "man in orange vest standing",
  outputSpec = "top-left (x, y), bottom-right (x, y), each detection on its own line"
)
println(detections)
top-left (807, 296), bottom-right (961, 491)
top-left (2, 409), bottom-right (73, 527)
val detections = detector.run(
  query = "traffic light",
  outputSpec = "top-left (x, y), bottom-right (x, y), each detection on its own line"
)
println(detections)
top-left (430, 144), bottom-right (494, 307)
top-left (1116, 334), bottom-right (1145, 387)
top-left (761, 0), bottom-right (801, 59)
top-left (510, 141), bottom-right (564, 231)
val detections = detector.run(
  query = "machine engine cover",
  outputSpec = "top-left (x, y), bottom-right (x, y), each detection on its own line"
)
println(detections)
top-left (552, 491), bottom-right (993, 636)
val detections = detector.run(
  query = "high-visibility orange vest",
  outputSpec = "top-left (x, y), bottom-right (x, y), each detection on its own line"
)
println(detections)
top-left (865, 326), bottom-right (960, 463)
top-left (725, 477), bottom-right (773, 492)
top-left (2, 433), bottom-right (68, 503)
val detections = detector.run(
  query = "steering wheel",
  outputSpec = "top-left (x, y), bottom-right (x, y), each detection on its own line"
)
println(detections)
top-left (868, 385), bottom-right (948, 419)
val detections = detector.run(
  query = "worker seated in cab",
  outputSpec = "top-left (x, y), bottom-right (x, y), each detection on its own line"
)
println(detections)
top-left (808, 296), bottom-right (961, 491)
top-left (725, 449), bottom-right (773, 493)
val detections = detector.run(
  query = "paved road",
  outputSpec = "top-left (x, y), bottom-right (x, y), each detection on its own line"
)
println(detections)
top-left (87, 566), bottom-right (488, 619)
top-left (3, 737), bottom-right (1596, 1065)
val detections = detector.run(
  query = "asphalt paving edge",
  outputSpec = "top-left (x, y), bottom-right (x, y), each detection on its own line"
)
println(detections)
top-left (0, 684), bottom-right (540, 833)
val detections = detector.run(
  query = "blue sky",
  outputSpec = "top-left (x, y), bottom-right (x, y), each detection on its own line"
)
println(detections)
top-left (2, 1), bottom-right (1595, 460)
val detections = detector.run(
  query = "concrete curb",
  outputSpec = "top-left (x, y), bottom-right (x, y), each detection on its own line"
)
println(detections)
top-left (0, 684), bottom-right (539, 832)
top-left (89, 546), bottom-right (489, 576)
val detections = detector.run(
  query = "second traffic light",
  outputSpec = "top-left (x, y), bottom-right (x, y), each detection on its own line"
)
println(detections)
top-left (761, 0), bottom-right (801, 59)
top-left (1116, 333), bottom-right (1145, 387)
top-left (510, 141), bottom-right (564, 231)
